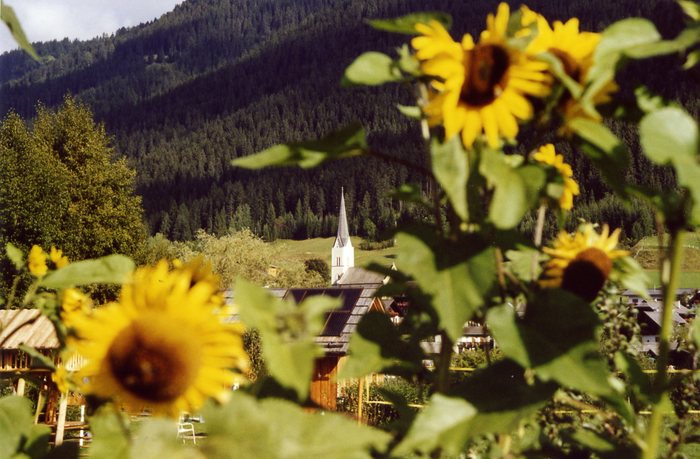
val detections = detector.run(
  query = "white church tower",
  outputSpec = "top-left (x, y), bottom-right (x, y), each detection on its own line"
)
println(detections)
top-left (331, 188), bottom-right (354, 284)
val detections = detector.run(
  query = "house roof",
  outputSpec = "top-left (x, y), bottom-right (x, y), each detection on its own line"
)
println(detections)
top-left (638, 309), bottom-right (687, 334)
top-left (276, 286), bottom-right (378, 355)
top-left (0, 309), bottom-right (59, 349)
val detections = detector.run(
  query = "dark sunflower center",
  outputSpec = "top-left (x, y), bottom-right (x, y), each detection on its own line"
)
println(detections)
top-left (550, 49), bottom-right (580, 81)
top-left (108, 323), bottom-right (193, 403)
top-left (561, 247), bottom-right (612, 302)
top-left (460, 44), bottom-right (510, 107)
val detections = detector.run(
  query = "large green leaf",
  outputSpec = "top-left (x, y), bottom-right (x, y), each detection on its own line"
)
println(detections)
top-left (342, 52), bottom-right (403, 86)
top-left (231, 124), bottom-right (366, 169)
top-left (395, 228), bottom-right (495, 341)
top-left (0, 4), bottom-right (40, 61)
top-left (131, 419), bottom-right (201, 459)
top-left (393, 394), bottom-right (476, 457)
top-left (449, 359), bottom-right (557, 436)
top-left (367, 11), bottom-right (451, 35)
top-left (569, 118), bottom-right (629, 197)
top-left (480, 151), bottom-right (545, 229)
top-left (339, 311), bottom-right (424, 379)
top-left (39, 255), bottom-right (135, 289)
top-left (431, 137), bottom-right (469, 221)
top-left (585, 19), bottom-right (661, 99)
top-left (201, 392), bottom-right (390, 459)
top-left (0, 396), bottom-right (50, 459)
top-left (235, 279), bottom-right (337, 400)
top-left (640, 107), bottom-right (698, 164)
top-left (639, 107), bottom-right (700, 224)
top-left (89, 407), bottom-right (131, 459)
top-left (487, 290), bottom-right (618, 398)
top-left (394, 362), bottom-right (555, 457)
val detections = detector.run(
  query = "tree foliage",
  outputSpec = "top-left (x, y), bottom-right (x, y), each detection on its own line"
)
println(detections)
top-left (0, 96), bottom-right (147, 264)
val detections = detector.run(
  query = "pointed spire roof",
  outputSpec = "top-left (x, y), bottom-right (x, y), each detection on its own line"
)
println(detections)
top-left (334, 188), bottom-right (351, 248)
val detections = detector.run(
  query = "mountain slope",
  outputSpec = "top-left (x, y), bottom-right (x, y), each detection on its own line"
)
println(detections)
top-left (0, 0), bottom-right (691, 242)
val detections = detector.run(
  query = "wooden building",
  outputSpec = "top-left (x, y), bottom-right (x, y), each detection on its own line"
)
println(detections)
top-left (270, 286), bottom-right (385, 410)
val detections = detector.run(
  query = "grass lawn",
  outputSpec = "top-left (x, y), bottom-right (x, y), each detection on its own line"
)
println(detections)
top-left (273, 237), bottom-right (398, 268)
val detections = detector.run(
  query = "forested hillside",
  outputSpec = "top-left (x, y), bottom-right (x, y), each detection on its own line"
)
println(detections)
top-left (0, 0), bottom-right (695, 243)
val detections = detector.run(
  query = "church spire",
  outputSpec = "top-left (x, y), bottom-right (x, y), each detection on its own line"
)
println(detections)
top-left (334, 187), bottom-right (352, 248)
top-left (331, 187), bottom-right (354, 284)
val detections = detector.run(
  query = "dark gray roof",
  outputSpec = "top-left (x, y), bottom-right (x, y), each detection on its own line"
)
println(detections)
top-left (337, 267), bottom-right (386, 287)
top-left (277, 286), bottom-right (378, 355)
top-left (333, 189), bottom-right (351, 248)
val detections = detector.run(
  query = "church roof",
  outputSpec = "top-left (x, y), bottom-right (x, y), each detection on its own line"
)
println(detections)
top-left (333, 190), bottom-right (351, 248)
top-left (274, 286), bottom-right (379, 355)
top-left (337, 267), bottom-right (386, 287)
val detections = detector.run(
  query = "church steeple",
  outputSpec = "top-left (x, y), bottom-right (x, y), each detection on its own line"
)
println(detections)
top-left (331, 188), bottom-right (354, 284)
top-left (334, 187), bottom-right (352, 249)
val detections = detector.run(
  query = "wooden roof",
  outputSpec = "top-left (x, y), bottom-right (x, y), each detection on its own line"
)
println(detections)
top-left (0, 309), bottom-right (59, 349)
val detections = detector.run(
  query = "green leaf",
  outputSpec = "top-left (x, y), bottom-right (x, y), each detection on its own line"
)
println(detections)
top-left (679, 0), bottom-right (700, 20)
top-left (5, 243), bottom-right (24, 271)
top-left (569, 118), bottom-right (630, 197)
top-left (586, 18), bottom-right (661, 85)
top-left (89, 407), bottom-right (131, 459)
top-left (395, 228), bottom-right (495, 341)
top-left (342, 52), bottom-right (403, 86)
top-left (131, 418), bottom-right (201, 459)
top-left (480, 150), bottom-right (545, 229)
top-left (505, 245), bottom-right (542, 283)
top-left (449, 360), bottom-right (557, 437)
top-left (487, 290), bottom-right (618, 398)
top-left (0, 4), bottom-right (40, 61)
top-left (19, 344), bottom-right (56, 371)
top-left (202, 392), bottom-right (390, 458)
top-left (640, 107), bottom-right (698, 164)
top-left (431, 137), bottom-right (469, 221)
top-left (232, 124), bottom-right (366, 169)
top-left (393, 394), bottom-right (476, 457)
top-left (0, 396), bottom-right (50, 459)
top-left (367, 12), bottom-right (452, 35)
top-left (639, 107), bottom-right (700, 223)
top-left (537, 52), bottom-right (583, 99)
top-left (339, 311), bottom-right (424, 379)
top-left (610, 257), bottom-right (651, 300)
top-left (235, 279), bottom-right (337, 399)
top-left (396, 104), bottom-right (422, 119)
top-left (614, 352), bottom-right (653, 405)
top-left (389, 183), bottom-right (430, 206)
top-left (39, 254), bottom-right (135, 289)
top-left (684, 48), bottom-right (700, 69)
top-left (568, 429), bottom-right (616, 453)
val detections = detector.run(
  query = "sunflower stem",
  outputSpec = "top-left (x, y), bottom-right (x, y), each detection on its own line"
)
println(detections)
top-left (435, 331), bottom-right (453, 394)
top-left (416, 83), bottom-right (444, 234)
top-left (531, 204), bottom-right (547, 279)
top-left (642, 228), bottom-right (685, 459)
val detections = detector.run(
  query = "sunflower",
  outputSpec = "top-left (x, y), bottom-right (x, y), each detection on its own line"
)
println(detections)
top-left (525, 16), bottom-right (617, 127)
top-left (413, 3), bottom-right (551, 149)
top-left (532, 143), bottom-right (580, 210)
top-left (70, 260), bottom-right (249, 416)
top-left (540, 224), bottom-right (628, 301)
top-left (179, 256), bottom-right (225, 308)
top-left (61, 288), bottom-right (93, 328)
top-left (28, 245), bottom-right (48, 277)
top-left (50, 246), bottom-right (69, 269)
